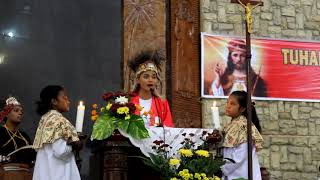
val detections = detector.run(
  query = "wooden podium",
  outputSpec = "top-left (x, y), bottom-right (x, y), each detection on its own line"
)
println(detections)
top-left (0, 163), bottom-right (32, 180)
top-left (89, 131), bottom-right (161, 180)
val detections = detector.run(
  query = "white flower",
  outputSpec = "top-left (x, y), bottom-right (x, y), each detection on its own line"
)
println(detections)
top-left (115, 96), bottom-right (128, 105)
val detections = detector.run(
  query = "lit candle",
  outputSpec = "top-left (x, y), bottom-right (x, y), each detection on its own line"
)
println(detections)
top-left (76, 101), bottom-right (85, 133)
top-left (211, 101), bottom-right (220, 129)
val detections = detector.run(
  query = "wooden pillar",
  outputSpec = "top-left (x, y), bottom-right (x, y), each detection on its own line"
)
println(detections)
top-left (169, 0), bottom-right (201, 128)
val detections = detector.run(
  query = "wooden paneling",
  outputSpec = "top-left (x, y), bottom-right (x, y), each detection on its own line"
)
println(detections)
top-left (169, 0), bottom-right (201, 127)
top-left (123, 0), bottom-right (167, 95)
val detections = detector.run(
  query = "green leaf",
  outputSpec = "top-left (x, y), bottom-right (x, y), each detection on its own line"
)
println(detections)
top-left (117, 119), bottom-right (130, 132)
top-left (127, 117), bottom-right (149, 139)
top-left (91, 114), bottom-right (115, 140)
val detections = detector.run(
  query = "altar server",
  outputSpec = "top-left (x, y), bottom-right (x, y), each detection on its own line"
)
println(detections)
top-left (33, 85), bottom-right (83, 180)
top-left (221, 91), bottom-right (263, 180)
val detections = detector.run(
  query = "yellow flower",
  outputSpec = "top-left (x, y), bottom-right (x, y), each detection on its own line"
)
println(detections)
top-left (178, 149), bottom-right (193, 157)
top-left (195, 150), bottom-right (209, 157)
top-left (178, 169), bottom-right (193, 180)
top-left (125, 114), bottom-right (130, 120)
top-left (169, 158), bottom-right (180, 167)
top-left (100, 107), bottom-right (105, 112)
top-left (201, 173), bottom-right (206, 177)
top-left (170, 178), bottom-right (179, 180)
top-left (117, 107), bottom-right (129, 115)
top-left (91, 115), bottom-right (98, 121)
top-left (106, 103), bottom-right (112, 110)
top-left (194, 173), bottom-right (201, 179)
top-left (213, 176), bottom-right (220, 180)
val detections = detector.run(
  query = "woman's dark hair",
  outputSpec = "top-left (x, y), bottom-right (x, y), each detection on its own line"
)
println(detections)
top-left (36, 85), bottom-right (64, 115)
top-left (230, 91), bottom-right (262, 132)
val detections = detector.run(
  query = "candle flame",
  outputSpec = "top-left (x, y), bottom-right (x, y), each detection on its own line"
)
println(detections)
top-left (213, 101), bottom-right (216, 107)
top-left (79, 101), bottom-right (83, 106)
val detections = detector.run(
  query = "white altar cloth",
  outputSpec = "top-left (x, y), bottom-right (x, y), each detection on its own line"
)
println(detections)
top-left (119, 127), bottom-right (215, 157)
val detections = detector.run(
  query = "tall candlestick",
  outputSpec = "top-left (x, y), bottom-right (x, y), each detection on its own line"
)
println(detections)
top-left (76, 101), bottom-right (85, 133)
top-left (211, 101), bottom-right (220, 129)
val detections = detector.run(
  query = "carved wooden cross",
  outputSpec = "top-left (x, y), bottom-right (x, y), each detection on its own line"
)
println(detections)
top-left (230, 1), bottom-right (263, 180)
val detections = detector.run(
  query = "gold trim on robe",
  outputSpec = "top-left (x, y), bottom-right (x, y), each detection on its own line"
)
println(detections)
top-left (33, 110), bottom-right (79, 150)
top-left (222, 115), bottom-right (263, 151)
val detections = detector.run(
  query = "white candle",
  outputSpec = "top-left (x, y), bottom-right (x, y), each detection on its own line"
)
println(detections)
top-left (76, 101), bottom-right (85, 133)
top-left (211, 101), bottom-right (220, 129)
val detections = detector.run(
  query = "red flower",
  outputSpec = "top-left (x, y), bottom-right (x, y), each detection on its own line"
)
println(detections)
top-left (114, 91), bottom-right (126, 97)
top-left (103, 92), bottom-right (114, 101)
top-left (207, 130), bottom-right (222, 144)
top-left (110, 103), bottom-right (120, 113)
top-left (153, 140), bottom-right (164, 145)
top-left (129, 92), bottom-right (138, 97)
top-left (127, 103), bottom-right (136, 114)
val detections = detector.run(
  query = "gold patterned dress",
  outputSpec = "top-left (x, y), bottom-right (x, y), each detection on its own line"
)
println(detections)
top-left (221, 115), bottom-right (263, 180)
top-left (32, 110), bottom-right (80, 180)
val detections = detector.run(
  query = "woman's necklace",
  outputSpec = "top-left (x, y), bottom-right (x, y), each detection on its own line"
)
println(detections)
top-left (2, 124), bottom-right (29, 149)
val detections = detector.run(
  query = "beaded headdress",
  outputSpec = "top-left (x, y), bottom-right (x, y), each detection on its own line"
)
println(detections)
top-left (0, 97), bottom-right (21, 122)
top-left (135, 61), bottom-right (160, 79)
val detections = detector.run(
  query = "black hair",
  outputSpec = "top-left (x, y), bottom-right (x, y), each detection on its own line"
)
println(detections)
top-left (36, 85), bottom-right (64, 115)
top-left (128, 50), bottom-right (164, 73)
top-left (260, 167), bottom-right (267, 171)
top-left (230, 91), bottom-right (262, 132)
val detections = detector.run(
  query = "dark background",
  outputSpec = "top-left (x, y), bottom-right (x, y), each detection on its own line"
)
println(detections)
top-left (0, 0), bottom-right (122, 178)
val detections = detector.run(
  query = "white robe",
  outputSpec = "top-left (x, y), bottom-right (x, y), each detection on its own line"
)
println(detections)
top-left (221, 143), bottom-right (261, 180)
top-left (32, 139), bottom-right (81, 180)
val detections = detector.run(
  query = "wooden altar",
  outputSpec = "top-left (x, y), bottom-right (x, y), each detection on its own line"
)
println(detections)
top-left (89, 132), bottom-right (161, 180)
top-left (0, 163), bottom-right (32, 180)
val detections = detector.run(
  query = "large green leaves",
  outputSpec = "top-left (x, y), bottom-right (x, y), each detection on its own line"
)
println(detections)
top-left (126, 115), bottom-right (149, 139)
top-left (91, 113), bottom-right (149, 140)
top-left (91, 114), bottom-right (115, 140)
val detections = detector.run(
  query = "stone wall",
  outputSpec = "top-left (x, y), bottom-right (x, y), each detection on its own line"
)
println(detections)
top-left (200, 0), bottom-right (320, 179)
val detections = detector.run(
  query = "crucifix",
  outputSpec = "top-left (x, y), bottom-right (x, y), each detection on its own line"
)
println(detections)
top-left (230, 1), bottom-right (263, 180)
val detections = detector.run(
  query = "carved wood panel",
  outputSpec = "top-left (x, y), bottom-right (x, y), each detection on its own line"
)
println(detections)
top-left (170, 0), bottom-right (201, 127)
top-left (123, 0), bottom-right (167, 96)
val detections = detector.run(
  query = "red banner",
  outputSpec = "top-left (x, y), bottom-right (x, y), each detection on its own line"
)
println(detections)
top-left (201, 33), bottom-right (320, 101)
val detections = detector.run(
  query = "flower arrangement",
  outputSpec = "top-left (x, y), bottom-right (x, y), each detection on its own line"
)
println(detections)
top-left (141, 131), bottom-right (224, 180)
top-left (91, 92), bottom-right (149, 140)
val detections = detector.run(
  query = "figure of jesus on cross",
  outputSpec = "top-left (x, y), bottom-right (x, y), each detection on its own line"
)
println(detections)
top-left (229, 1), bottom-right (263, 180)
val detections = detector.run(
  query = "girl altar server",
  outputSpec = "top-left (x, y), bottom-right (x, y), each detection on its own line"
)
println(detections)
top-left (221, 91), bottom-right (263, 180)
